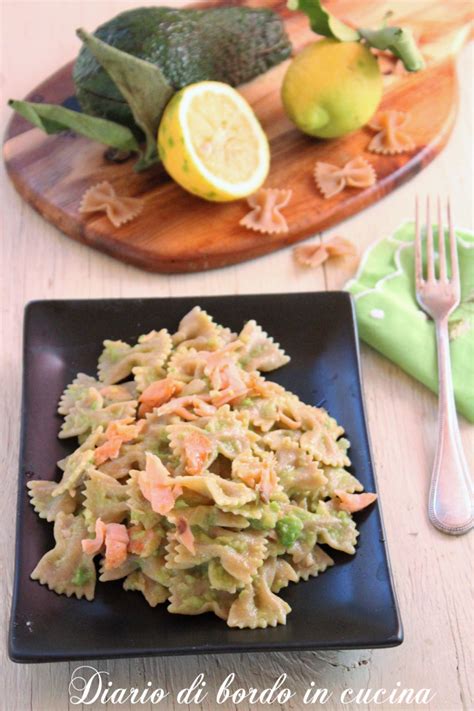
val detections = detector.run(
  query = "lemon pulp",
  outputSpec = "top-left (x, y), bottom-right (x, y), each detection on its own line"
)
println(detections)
top-left (158, 81), bottom-right (270, 201)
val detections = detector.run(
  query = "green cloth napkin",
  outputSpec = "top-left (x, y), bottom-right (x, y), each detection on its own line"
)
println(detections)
top-left (346, 221), bottom-right (474, 422)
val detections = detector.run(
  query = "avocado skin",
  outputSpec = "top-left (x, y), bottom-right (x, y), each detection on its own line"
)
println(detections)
top-left (73, 6), bottom-right (292, 129)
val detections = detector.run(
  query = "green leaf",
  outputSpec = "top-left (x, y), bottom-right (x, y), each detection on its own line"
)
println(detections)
top-left (8, 99), bottom-right (140, 152)
top-left (288, 0), bottom-right (424, 73)
top-left (358, 26), bottom-right (425, 71)
top-left (287, 0), bottom-right (360, 41)
top-left (76, 28), bottom-right (175, 171)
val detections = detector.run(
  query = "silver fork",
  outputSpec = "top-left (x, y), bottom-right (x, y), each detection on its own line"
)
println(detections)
top-left (414, 197), bottom-right (473, 535)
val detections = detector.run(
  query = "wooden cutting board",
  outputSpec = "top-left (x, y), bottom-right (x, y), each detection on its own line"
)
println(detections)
top-left (3, 0), bottom-right (472, 273)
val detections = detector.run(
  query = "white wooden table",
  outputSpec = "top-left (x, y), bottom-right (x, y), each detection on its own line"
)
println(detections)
top-left (1, 3), bottom-right (472, 710)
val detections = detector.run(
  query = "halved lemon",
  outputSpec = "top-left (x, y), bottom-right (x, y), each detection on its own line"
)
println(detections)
top-left (157, 81), bottom-right (270, 202)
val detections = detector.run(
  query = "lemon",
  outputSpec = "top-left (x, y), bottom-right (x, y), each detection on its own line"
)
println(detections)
top-left (281, 39), bottom-right (383, 139)
top-left (157, 81), bottom-right (270, 202)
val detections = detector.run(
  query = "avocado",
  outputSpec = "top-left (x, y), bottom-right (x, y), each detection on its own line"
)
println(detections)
top-left (275, 515), bottom-right (304, 548)
top-left (73, 6), bottom-right (292, 130)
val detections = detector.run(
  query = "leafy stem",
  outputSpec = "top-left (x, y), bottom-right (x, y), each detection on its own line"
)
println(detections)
top-left (288, 0), bottom-right (424, 71)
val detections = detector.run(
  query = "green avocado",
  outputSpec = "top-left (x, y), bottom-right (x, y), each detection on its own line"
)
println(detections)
top-left (275, 515), bottom-right (304, 548)
top-left (73, 6), bottom-right (292, 130)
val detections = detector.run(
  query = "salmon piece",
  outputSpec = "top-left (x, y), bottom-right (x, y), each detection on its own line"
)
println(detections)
top-left (81, 519), bottom-right (130, 568)
top-left (204, 351), bottom-right (249, 406)
top-left (138, 452), bottom-right (182, 515)
top-left (127, 525), bottom-right (161, 556)
top-left (152, 395), bottom-right (215, 421)
top-left (211, 387), bottom-right (248, 407)
top-left (246, 372), bottom-right (270, 397)
top-left (207, 356), bottom-right (232, 391)
top-left (176, 517), bottom-right (195, 554)
top-left (237, 459), bottom-right (278, 502)
top-left (104, 523), bottom-right (129, 569)
top-left (183, 431), bottom-right (214, 475)
top-left (258, 465), bottom-right (279, 503)
top-left (81, 518), bottom-right (107, 555)
top-left (334, 490), bottom-right (378, 513)
top-left (150, 485), bottom-right (180, 515)
top-left (210, 362), bottom-right (249, 406)
top-left (174, 407), bottom-right (199, 421)
top-left (203, 343), bottom-right (240, 384)
top-left (94, 435), bottom-right (123, 466)
top-left (192, 399), bottom-right (217, 417)
top-left (138, 377), bottom-right (180, 417)
top-left (94, 418), bottom-right (142, 466)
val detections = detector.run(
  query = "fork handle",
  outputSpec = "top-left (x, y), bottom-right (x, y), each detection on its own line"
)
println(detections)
top-left (429, 318), bottom-right (473, 535)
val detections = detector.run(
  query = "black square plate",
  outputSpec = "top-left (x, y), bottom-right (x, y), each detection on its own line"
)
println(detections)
top-left (10, 292), bottom-right (402, 662)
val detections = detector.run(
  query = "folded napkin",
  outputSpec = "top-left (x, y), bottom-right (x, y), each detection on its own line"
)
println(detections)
top-left (346, 221), bottom-right (474, 422)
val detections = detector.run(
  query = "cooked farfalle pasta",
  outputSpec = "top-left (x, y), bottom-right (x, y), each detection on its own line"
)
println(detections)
top-left (29, 307), bottom-right (377, 628)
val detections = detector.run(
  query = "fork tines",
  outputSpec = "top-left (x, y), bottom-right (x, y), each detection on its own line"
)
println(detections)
top-left (414, 196), bottom-right (460, 290)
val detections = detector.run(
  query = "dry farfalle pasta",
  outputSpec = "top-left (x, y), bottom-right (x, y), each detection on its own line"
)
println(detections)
top-left (79, 181), bottom-right (144, 228)
top-left (294, 236), bottom-right (358, 269)
top-left (28, 307), bottom-right (377, 629)
top-left (368, 111), bottom-right (416, 155)
top-left (240, 188), bottom-right (292, 235)
top-left (315, 157), bottom-right (376, 199)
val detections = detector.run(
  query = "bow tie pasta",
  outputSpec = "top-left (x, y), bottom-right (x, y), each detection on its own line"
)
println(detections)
top-left (28, 306), bottom-right (377, 628)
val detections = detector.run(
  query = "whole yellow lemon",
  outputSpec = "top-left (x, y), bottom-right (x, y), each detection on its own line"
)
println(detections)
top-left (281, 39), bottom-right (383, 139)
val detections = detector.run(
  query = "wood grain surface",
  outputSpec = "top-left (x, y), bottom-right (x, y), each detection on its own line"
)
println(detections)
top-left (0, 2), bottom-right (473, 711)
top-left (3, 0), bottom-right (471, 272)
